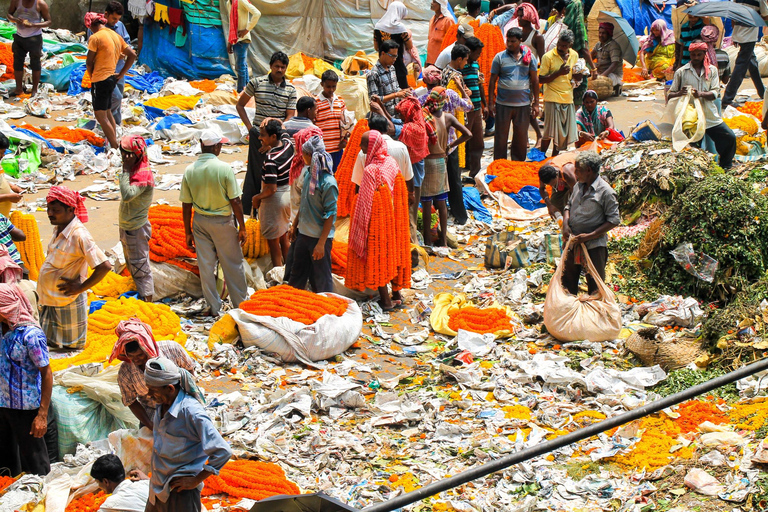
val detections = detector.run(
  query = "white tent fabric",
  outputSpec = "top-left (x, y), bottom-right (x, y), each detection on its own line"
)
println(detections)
top-left (244, 0), bottom-right (433, 75)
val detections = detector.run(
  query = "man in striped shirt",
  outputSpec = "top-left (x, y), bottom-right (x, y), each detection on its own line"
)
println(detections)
top-left (461, 37), bottom-right (486, 178)
top-left (0, 213), bottom-right (26, 270)
top-left (236, 51), bottom-right (297, 216)
top-left (315, 70), bottom-right (349, 171)
top-left (675, 15), bottom-right (704, 70)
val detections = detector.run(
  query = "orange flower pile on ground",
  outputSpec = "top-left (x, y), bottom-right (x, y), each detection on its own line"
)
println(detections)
top-left (331, 240), bottom-right (348, 275)
top-left (487, 160), bottom-right (541, 194)
top-left (737, 100), bottom-right (764, 121)
top-left (335, 119), bottom-right (369, 217)
top-left (474, 22), bottom-right (503, 97)
top-left (0, 475), bottom-right (17, 493)
top-left (190, 79), bottom-right (217, 93)
top-left (147, 205), bottom-right (199, 274)
top-left (65, 491), bottom-right (108, 512)
top-left (345, 173), bottom-right (410, 292)
top-left (623, 66), bottom-right (645, 84)
top-left (0, 44), bottom-right (14, 81)
top-left (17, 123), bottom-right (105, 147)
top-left (239, 284), bottom-right (347, 324)
top-left (203, 459), bottom-right (300, 501)
top-left (675, 400), bottom-right (729, 433)
top-left (448, 306), bottom-right (514, 334)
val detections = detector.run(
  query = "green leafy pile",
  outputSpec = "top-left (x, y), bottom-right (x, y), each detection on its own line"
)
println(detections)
top-left (647, 175), bottom-right (768, 300)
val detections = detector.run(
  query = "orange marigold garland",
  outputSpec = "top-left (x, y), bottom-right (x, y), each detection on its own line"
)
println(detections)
top-left (147, 205), bottom-right (199, 274)
top-left (331, 240), bottom-right (348, 275)
top-left (336, 119), bottom-right (369, 217)
top-left (0, 44), bottom-right (14, 81)
top-left (65, 491), bottom-right (108, 512)
top-left (737, 100), bottom-right (764, 121)
top-left (675, 400), bottom-right (729, 433)
top-left (448, 306), bottom-right (514, 334)
top-left (16, 123), bottom-right (105, 147)
top-left (203, 459), bottom-right (300, 501)
top-left (473, 22), bottom-right (503, 98)
top-left (487, 160), bottom-right (541, 194)
top-left (439, 23), bottom-right (459, 52)
top-left (0, 475), bottom-right (17, 493)
top-left (391, 173), bottom-right (411, 291)
top-left (239, 284), bottom-right (348, 324)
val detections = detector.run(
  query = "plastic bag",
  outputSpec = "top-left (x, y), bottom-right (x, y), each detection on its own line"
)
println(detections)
top-left (484, 231), bottom-right (529, 269)
top-left (151, 261), bottom-right (203, 300)
top-left (671, 89), bottom-right (707, 152)
top-left (543, 238), bottom-right (622, 342)
top-left (109, 428), bottom-right (153, 474)
top-left (684, 468), bottom-right (724, 496)
top-left (670, 242), bottom-right (718, 283)
top-left (228, 293), bottom-right (363, 366)
top-left (430, 292), bottom-right (517, 338)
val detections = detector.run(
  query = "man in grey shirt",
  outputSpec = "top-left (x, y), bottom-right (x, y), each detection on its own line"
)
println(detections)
top-left (562, 151), bottom-right (619, 295)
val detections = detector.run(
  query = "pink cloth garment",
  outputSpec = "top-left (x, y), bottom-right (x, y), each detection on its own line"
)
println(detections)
top-left (516, 3), bottom-right (540, 29)
top-left (0, 282), bottom-right (37, 329)
top-left (689, 41), bottom-right (712, 78)
top-left (47, 185), bottom-right (89, 223)
top-left (120, 135), bottom-right (154, 187)
top-left (348, 131), bottom-right (399, 259)
top-left (228, 0), bottom-right (239, 45)
top-left (700, 25), bottom-right (719, 77)
top-left (642, 19), bottom-right (675, 51)
top-left (289, 126), bottom-right (323, 184)
top-left (109, 318), bottom-right (159, 363)
top-left (0, 245), bottom-right (22, 284)
top-left (84, 12), bottom-right (107, 29)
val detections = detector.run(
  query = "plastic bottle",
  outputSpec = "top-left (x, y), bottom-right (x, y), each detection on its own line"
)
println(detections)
top-left (554, 212), bottom-right (563, 228)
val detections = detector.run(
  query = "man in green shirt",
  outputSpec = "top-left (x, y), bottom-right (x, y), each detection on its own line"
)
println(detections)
top-left (180, 130), bottom-right (248, 316)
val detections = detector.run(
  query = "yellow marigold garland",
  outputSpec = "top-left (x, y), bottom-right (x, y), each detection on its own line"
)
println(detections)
top-left (88, 270), bottom-right (136, 297)
top-left (9, 211), bottom-right (44, 280)
top-left (608, 415), bottom-right (693, 470)
top-left (243, 218), bottom-right (269, 259)
top-left (447, 78), bottom-right (466, 168)
top-left (724, 114), bottom-right (759, 136)
top-left (728, 397), bottom-right (768, 431)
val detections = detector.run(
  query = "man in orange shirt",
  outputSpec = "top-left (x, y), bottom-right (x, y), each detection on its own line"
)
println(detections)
top-left (427, 0), bottom-right (453, 65)
top-left (85, 13), bottom-right (136, 150)
top-left (314, 70), bottom-right (350, 171)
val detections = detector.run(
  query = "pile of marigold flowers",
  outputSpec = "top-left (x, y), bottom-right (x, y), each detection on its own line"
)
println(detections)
top-left (89, 270), bottom-right (136, 297)
top-left (65, 491), bottom-right (108, 512)
top-left (474, 21), bottom-right (502, 97)
top-left (243, 218), bottom-right (269, 258)
top-left (724, 114), bottom-right (759, 135)
top-left (0, 44), bottom-right (13, 81)
top-left (16, 123), bottom-right (105, 147)
top-left (239, 284), bottom-right (348, 324)
top-left (148, 205), bottom-right (198, 274)
top-left (190, 79), bottom-right (217, 93)
top-left (737, 100), bottom-right (763, 121)
top-left (675, 399), bottom-right (728, 433)
top-left (331, 240), bottom-right (348, 274)
top-left (623, 66), bottom-right (645, 84)
top-left (448, 305), bottom-right (515, 335)
top-left (487, 160), bottom-right (541, 194)
top-left (9, 211), bottom-right (44, 280)
top-left (335, 119), bottom-right (369, 217)
top-left (608, 414), bottom-right (693, 470)
top-left (202, 459), bottom-right (300, 501)
top-left (0, 475), bottom-right (17, 493)
top-left (50, 296), bottom-right (187, 371)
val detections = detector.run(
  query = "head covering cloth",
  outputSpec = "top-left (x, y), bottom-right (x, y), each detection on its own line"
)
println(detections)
top-left (84, 12), bottom-right (107, 29)
top-left (375, 1), bottom-right (409, 34)
top-left (700, 25), bottom-right (719, 76)
top-left (598, 22), bottom-right (614, 38)
top-left (434, 0), bottom-right (452, 18)
top-left (423, 86), bottom-right (447, 125)
top-left (110, 318), bottom-right (159, 363)
top-left (642, 19), bottom-right (675, 51)
top-left (516, 3), bottom-right (540, 29)
top-left (302, 135), bottom-right (334, 195)
top-left (120, 135), bottom-right (154, 187)
top-left (422, 65), bottom-right (442, 86)
top-left (0, 282), bottom-right (37, 329)
top-left (396, 96), bottom-right (431, 163)
top-left (47, 185), bottom-right (88, 223)
top-left (689, 41), bottom-right (713, 78)
top-left (144, 356), bottom-right (206, 404)
top-left (290, 126), bottom-right (323, 184)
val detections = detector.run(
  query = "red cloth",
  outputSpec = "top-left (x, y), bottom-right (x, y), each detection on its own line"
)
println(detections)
top-left (109, 318), bottom-right (159, 363)
top-left (516, 3), bottom-right (540, 30)
top-left (0, 283), bottom-right (37, 329)
top-left (689, 42), bottom-right (712, 78)
top-left (0, 245), bottom-right (21, 284)
top-left (290, 126), bottom-right (323, 183)
top-left (84, 12), bottom-right (107, 29)
top-left (606, 129), bottom-right (624, 142)
top-left (396, 97), bottom-right (430, 163)
top-left (598, 22), bottom-right (614, 38)
top-left (228, 0), bottom-right (239, 45)
top-left (349, 131), bottom-right (399, 259)
top-left (47, 185), bottom-right (88, 223)
top-left (120, 135), bottom-right (154, 187)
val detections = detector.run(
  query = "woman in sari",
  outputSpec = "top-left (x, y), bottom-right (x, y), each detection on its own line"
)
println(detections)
top-left (575, 90), bottom-right (621, 147)
top-left (640, 19), bottom-right (675, 80)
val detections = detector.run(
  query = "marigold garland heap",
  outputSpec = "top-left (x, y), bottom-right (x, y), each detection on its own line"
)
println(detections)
top-left (147, 205), bottom-right (199, 274)
top-left (0, 475), bottom-right (17, 493)
top-left (9, 211), bottom-right (45, 280)
top-left (243, 218), bottom-right (269, 259)
top-left (65, 491), bottom-right (108, 512)
top-left (203, 459), bottom-right (300, 501)
top-left (17, 123), bottom-right (105, 147)
top-left (487, 160), bottom-right (541, 194)
top-left (608, 415), bottom-right (693, 470)
top-left (473, 22), bottom-right (503, 98)
top-left (335, 119), bottom-right (369, 217)
top-left (239, 284), bottom-right (348, 324)
top-left (448, 306), bottom-right (514, 334)
top-left (331, 240), bottom-right (348, 275)
top-left (737, 100), bottom-right (763, 121)
top-left (0, 44), bottom-right (14, 81)
top-left (675, 400), bottom-right (728, 433)
top-left (89, 270), bottom-right (136, 297)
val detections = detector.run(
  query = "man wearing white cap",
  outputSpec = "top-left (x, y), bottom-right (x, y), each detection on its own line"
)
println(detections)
top-left (180, 130), bottom-right (248, 316)
top-left (434, 23), bottom-right (475, 70)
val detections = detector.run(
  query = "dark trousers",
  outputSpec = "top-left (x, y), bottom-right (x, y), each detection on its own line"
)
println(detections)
top-left (562, 245), bottom-right (608, 296)
top-left (494, 104), bottom-right (529, 161)
top-left (144, 488), bottom-right (201, 512)
top-left (0, 407), bottom-right (50, 476)
top-left (446, 150), bottom-right (467, 224)
top-left (723, 41), bottom-right (765, 107)
top-left (242, 126), bottom-right (265, 216)
top-left (285, 234), bottom-right (334, 293)
top-left (699, 122), bottom-right (737, 169)
top-left (330, 150), bottom-right (343, 173)
top-left (465, 109), bottom-right (484, 177)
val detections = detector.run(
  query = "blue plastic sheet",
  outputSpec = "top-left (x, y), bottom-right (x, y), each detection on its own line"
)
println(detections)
top-left (615, 0), bottom-right (731, 38)
top-left (139, 21), bottom-right (232, 80)
top-left (509, 185), bottom-right (546, 211)
top-left (41, 62), bottom-right (83, 92)
top-left (463, 187), bottom-right (492, 224)
top-left (10, 128), bottom-right (55, 150)
top-left (153, 114), bottom-right (193, 131)
top-left (125, 71), bottom-right (165, 94)
top-left (67, 64), bottom-right (88, 95)
top-left (527, 148), bottom-right (547, 162)
top-left (89, 300), bottom-right (107, 314)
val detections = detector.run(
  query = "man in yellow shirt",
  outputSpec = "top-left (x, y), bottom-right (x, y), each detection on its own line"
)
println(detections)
top-left (539, 29), bottom-right (582, 156)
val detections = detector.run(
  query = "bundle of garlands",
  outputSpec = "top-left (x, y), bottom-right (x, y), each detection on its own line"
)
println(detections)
top-left (65, 491), bottom-right (108, 512)
top-left (89, 270), bottom-right (136, 298)
top-left (487, 160), bottom-right (541, 194)
top-left (331, 240), bottom-right (348, 275)
top-left (239, 284), bottom-right (348, 324)
top-left (202, 459), bottom-right (300, 501)
top-left (50, 296), bottom-right (187, 371)
top-left (242, 218), bottom-right (269, 259)
top-left (16, 123), bottom-right (105, 147)
top-left (448, 306), bottom-right (516, 335)
top-left (9, 211), bottom-right (45, 280)
top-left (147, 205), bottom-right (198, 274)
top-left (335, 119), bottom-right (369, 217)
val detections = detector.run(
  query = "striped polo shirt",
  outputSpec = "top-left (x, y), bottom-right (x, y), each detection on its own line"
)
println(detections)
top-left (461, 61), bottom-right (482, 111)
top-left (315, 93), bottom-right (346, 153)
top-left (244, 74), bottom-right (298, 126)
top-left (679, 20), bottom-right (704, 66)
top-left (0, 214), bottom-right (22, 266)
top-left (262, 132), bottom-right (295, 187)
top-left (490, 49), bottom-right (539, 107)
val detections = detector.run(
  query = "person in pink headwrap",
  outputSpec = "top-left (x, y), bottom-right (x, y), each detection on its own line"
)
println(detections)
top-left (640, 19), bottom-right (676, 80)
top-left (668, 40), bottom-right (736, 169)
top-left (591, 21), bottom-right (623, 93)
top-left (38, 186), bottom-right (112, 350)
top-left (516, 3), bottom-right (544, 59)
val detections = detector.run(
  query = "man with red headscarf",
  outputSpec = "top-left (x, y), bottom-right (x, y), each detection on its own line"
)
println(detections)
top-left (668, 40), bottom-right (736, 169)
top-left (38, 186), bottom-right (112, 350)
top-left (591, 21), bottom-right (623, 94)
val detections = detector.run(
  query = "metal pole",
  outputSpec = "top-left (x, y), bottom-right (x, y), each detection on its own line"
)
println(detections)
top-left (364, 357), bottom-right (768, 512)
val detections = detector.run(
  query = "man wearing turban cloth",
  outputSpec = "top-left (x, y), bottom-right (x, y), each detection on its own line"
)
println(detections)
top-left (37, 186), bottom-right (112, 350)
top-left (144, 357), bottom-right (231, 512)
top-left (592, 21), bottom-right (623, 94)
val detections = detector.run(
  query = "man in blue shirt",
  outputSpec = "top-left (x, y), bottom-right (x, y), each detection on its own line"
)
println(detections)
top-left (144, 357), bottom-right (231, 512)
top-left (87, 1), bottom-right (131, 127)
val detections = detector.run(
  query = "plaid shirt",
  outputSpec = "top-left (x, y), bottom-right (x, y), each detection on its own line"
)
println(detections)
top-left (117, 340), bottom-right (195, 411)
top-left (367, 62), bottom-right (401, 116)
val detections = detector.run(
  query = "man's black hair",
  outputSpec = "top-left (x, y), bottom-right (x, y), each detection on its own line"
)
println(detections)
top-left (296, 96), bottom-right (316, 113)
top-left (91, 455), bottom-right (125, 483)
top-left (368, 113), bottom-right (389, 134)
top-left (270, 51), bottom-right (290, 66)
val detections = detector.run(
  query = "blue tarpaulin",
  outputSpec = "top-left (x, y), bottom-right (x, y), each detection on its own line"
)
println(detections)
top-left (67, 64), bottom-right (87, 96)
top-left (510, 186), bottom-right (547, 211)
top-left (125, 71), bottom-right (165, 93)
top-left (41, 62), bottom-right (83, 92)
top-left (614, 0), bottom-right (731, 38)
top-left (463, 187), bottom-right (492, 224)
top-left (153, 114), bottom-right (193, 131)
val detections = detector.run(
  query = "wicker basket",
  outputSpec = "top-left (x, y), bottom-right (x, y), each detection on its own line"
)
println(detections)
top-left (591, 76), bottom-right (614, 100)
top-left (625, 327), bottom-right (704, 370)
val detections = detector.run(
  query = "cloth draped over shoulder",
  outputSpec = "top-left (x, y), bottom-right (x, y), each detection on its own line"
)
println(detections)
top-left (144, 356), bottom-right (206, 404)
top-left (302, 135), bottom-right (333, 195)
top-left (120, 135), bottom-right (154, 187)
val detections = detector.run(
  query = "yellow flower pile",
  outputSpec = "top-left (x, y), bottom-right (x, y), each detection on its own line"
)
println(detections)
top-left (737, 132), bottom-right (767, 156)
top-left (728, 397), bottom-right (768, 431)
top-left (608, 415), bottom-right (693, 470)
top-left (242, 218), bottom-right (269, 259)
top-left (88, 271), bottom-right (136, 298)
top-left (725, 115), bottom-right (759, 135)
top-left (50, 297), bottom-right (187, 372)
top-left (9, 211), bottom-right (44, 280)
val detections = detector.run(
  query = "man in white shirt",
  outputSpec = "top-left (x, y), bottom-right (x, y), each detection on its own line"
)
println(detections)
top-left (91, 454), bottom-right (150, 512)
top-left (351, 113), bottom-right (413, 185)
top-left (721, 0), bottom-right (768, 109)
top-left (434, 23), bottom-right (474, 69)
